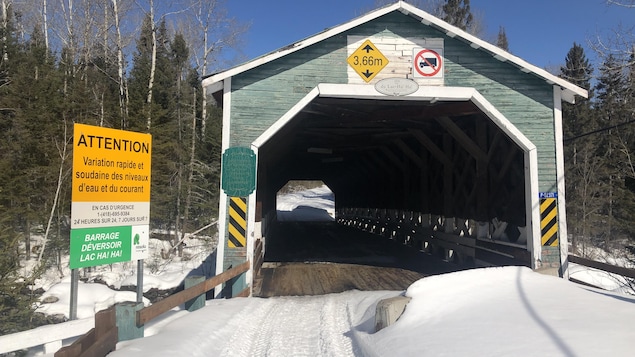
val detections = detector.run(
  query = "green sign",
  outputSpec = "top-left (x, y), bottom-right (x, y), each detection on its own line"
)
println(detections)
top-left (222, 147), bottom-right (256, 196)
top-left (70, 225), bottom-right (149, 268)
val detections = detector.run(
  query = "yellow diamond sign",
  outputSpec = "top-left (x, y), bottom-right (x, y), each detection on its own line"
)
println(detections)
top-left (347, 39), bottom-right (388, 83)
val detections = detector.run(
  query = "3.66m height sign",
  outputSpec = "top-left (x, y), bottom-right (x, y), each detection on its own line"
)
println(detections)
top-left (70, 123), bottom-right (152, 268)
top-left (347, 39), bottom-right (388, 82)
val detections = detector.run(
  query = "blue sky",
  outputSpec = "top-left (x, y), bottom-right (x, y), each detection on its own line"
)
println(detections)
top-left (224, 0), bottom-right (634, 73)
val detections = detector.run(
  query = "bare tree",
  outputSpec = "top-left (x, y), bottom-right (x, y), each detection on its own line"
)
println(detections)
top-left (1, 0), bottom-right (9, 62)
top-left (143, 0), bottom-right (156, 130)
top-left (112, 0), bottom-right (129, 128)
top-left (43, 0), bottom-right (49, 49)
top-left (183, 0), bottom-right (247, 135)
top-left (608, 0), bottom-right (635, 7)
top-left (38, 121), bottom-right (72, 265)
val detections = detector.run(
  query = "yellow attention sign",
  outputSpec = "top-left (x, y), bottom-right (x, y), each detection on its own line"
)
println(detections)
top-left (73, 123), bottom-right (152, 202)
top-left (347, 39), bottom-right (389, 82)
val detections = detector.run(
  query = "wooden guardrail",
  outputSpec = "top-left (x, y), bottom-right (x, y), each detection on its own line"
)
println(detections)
top-left (568, 254), bottom-right (635, 289)
top-left (137, 260), bottom-right (250, 325)
top-left (55, 307), bottom-right (117, 357)
top-left (51, 260), bottom-right (250, 357)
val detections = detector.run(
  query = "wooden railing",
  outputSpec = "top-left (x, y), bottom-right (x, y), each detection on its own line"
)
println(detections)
top-left (137, 260), bottom-right (250, 325)
top-left (0, 258), bottom-right (253, 357)
top-left (55, 307), bottom-right (117, 357)
top-left (337, 207), bottom-right (530, 266)
top-left (568, 254), bottom-right (635, 289)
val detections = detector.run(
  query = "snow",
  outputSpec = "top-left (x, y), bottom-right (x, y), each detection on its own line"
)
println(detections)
top-left (110, 266), bottom-right (635, 357)
top-left (276, 185), bottom-right (335, 222)
top-left (23, 185), bottom-right (635, 356)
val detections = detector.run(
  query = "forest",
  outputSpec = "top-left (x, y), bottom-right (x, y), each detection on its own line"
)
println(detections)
top-left (0, 0), bottom-right (245, 334)
top-left (1, 0), bottom-right (634, 335)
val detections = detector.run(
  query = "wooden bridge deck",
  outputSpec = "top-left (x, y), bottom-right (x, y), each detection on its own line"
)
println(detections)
top-left (254, 221), bottom-right (468, 297)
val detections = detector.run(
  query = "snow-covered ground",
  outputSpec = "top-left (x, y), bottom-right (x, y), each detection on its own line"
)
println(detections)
top-left (16, 185), bottom-right (635, 356)
top-left (276, 184), bottom-right (335, 221)
top-left (109, 266), bottom-right (635, 357)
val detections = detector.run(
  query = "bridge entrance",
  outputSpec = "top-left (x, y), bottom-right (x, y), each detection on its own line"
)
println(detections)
top-left (249, 85), bottom-right (535, 296)
top-left (202, 2), bottom-right (587, 297)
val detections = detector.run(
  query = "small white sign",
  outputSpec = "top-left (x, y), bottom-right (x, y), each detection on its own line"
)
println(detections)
top-left (375, 78), bottom-right (419, 96)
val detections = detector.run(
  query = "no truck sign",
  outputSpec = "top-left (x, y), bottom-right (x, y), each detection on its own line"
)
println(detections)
top-left (413, 47), bottom-right (444, 79)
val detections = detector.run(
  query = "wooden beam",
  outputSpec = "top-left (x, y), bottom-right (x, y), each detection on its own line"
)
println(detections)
top-left (444, 134), bottom-right (454, 216)
top-left (436, 116), bottom-right (489, 163)
top-left (497, 144), bottom-right (520, 182)
top-left (408, 129), bottom-right (452, 167)
top-left (394, 139), bottom-right (424, 167)
top-left (380, 146), bottom-right (406, 173)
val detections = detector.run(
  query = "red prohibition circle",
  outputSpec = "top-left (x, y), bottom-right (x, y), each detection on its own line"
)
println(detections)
top-left (415, 49), bottom-right (442, 77)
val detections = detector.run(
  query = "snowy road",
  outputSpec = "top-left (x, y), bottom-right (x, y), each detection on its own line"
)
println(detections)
top-left (111, 266), bottom-right (635, 357)
top-left (112, 290), bottom-right (398, 357)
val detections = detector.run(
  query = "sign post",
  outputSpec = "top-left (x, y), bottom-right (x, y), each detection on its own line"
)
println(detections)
top-left (70, 123), bottom-right (152, 314)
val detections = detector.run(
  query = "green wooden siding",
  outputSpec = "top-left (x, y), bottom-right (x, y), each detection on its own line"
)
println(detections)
top-left (230, 35), bottom-right (348, 146)
top-left (229, 11), bottom-right (559, 193)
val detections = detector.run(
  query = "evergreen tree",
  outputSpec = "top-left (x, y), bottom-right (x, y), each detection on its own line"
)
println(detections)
top-left (0, 211), bottom-right (44, 335)
top-left (128, 14), bottom-right (155, 132)
top-left (496, 26), bottom-right (509, 51)
top-left (442, 0), bottom-right (473, 31)
top-left (0, 16), bottom-right (53, 335)
top-left (560, 43), bottom-right (597, 254)
top-left (594, 54), bottom-right (632, 248)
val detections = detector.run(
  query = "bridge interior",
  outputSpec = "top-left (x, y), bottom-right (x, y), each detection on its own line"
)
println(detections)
top-left (252, 96), bottom-right (531, 296)
top-left (258, 97), bottom-right (525, 227)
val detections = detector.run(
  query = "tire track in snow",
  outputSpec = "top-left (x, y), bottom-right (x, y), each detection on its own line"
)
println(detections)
top-left (221, 293), bottom-right (360, 357)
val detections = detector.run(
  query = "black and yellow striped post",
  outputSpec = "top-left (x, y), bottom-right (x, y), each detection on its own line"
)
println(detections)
top-left (228, 197), bottom-right (247, 248)
top-left (221, 147), bottom-right (256, 297)
top-left (540, 197), bottom-right (558, 247)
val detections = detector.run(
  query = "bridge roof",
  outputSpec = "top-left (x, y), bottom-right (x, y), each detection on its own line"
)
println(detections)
top-left (202, 1), bottom-right (588, 103)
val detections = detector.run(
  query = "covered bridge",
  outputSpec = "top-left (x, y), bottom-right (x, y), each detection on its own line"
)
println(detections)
top-left (202, 1), bottom-right (587, 296)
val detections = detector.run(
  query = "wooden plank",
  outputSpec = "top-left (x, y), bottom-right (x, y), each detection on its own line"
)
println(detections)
top-left (568, 277), bottom-right (605, 290)
top-left (55, 328), bottom-right (96, 357)
top-left (94, 307), bottom-right (115, 337)
top-left (476, 240), bottom-right (531, 266)
top-left (55, 341), bottom-right (83, 357)
top-left (78, 327), bottom-right (117, 357)
top-left (256, 263), bottom-right (427, 296)
top-left (568, 255), bottom-right (635, 279)
top-left (137, 260), bottom-right (250, 326)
